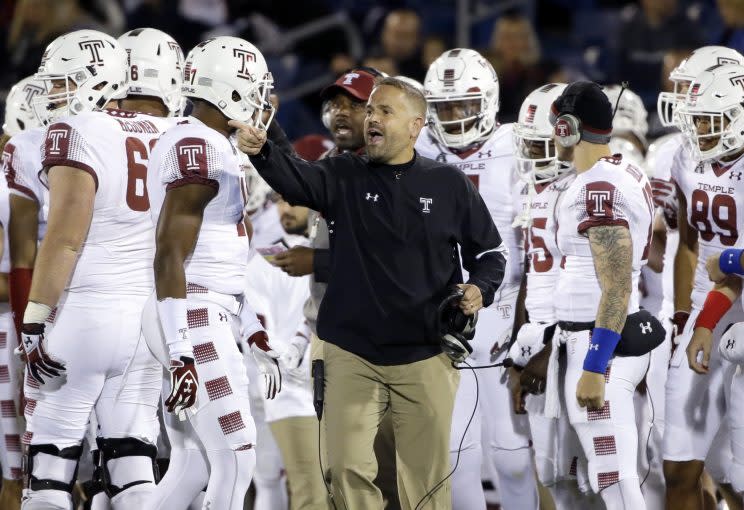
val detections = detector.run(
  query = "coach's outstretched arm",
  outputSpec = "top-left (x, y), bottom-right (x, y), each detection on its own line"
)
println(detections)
top-left (576, 224), bottom-right (633, 409)
top-left (230, 121), bottom-right (336, 215)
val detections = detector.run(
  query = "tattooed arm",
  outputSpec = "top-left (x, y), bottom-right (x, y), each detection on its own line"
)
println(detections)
top-left (576, 223), bottom-right (633, 410)
top-left (588, 224), bottom-right (633, 333)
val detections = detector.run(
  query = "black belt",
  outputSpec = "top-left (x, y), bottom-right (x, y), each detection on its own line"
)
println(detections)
top-left (557, 320), bottom-right (595, 332)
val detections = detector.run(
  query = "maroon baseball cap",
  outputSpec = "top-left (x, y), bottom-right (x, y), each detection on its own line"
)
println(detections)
top-left (320, 70), bottom-right (377, 102)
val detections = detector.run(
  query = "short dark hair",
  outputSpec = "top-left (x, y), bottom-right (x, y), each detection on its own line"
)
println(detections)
top-left (374, 77), bottom-right (426, 118)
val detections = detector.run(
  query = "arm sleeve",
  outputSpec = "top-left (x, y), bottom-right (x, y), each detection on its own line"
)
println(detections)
top-left (459, 177), bottom-right (507, 307)
top-left (576, 180), bottom-right (631, 235)
top-left (312, 248), bottom-right (331, 283)
top-left (3, 142), bottom-right (38, 202)
top-left (249, 140), bottom-right (336, 214)
top-left (42, 122), bottom-right (99, 190)
top-left (266, 121), bottom-right (297, 158)
top-left (160, 136), bottom-right (223, 191)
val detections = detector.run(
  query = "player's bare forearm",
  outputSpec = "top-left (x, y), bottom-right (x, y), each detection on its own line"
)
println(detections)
top-left (9, 195), bottom-right (39, 268)
top-left (647, 213), bottom-right (667, 273)
top-left (588, 225), bottom-right (633, 333)
top-left (0, 273), bottom-right (8, 303)
top-left (29, 167), bottom-right (95, 307)
top-left (154, 184), bottom-right (216, 299)
top-left (674, 187), bottom-right (696, 312)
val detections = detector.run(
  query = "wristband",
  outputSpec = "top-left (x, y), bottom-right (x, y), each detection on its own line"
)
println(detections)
top-left (719, 248), bottom-right (744, 276)
top-left (156, 298), bottom-right (193, 359)
top-left (695, 290), bottom-right (733, 331)
top-left (23, 301), bottom-right (53, 325)
top-left (583, 327), bottom-right (621, 374)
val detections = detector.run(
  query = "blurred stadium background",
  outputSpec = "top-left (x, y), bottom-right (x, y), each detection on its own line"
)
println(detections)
top-left (1, 0), bottom-right (742, 148)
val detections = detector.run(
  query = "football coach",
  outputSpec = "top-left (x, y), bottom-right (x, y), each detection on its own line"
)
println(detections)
top-left (230, 77), bottom-right (506, 510)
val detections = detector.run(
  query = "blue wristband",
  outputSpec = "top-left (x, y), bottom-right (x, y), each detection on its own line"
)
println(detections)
top-left (583, 327), bottom-right (621, 374)
top-left (719, 248), bottom-right (744, 276)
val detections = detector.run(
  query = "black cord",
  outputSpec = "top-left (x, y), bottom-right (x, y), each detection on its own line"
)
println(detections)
top-left (453, 361), bottom-right (506, 370)
top-left (611, 81), bottom-right (630, 120)
top-left (414, 360), bottom-right (480, 510)
top-left (317, 420), bottom-right (339, 510)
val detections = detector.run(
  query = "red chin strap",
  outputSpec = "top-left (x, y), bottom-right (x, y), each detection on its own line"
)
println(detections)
top-left (9, 268), bottom-right (32, 344)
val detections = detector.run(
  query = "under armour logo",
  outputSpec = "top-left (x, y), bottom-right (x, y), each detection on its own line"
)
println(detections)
top-left (587, 190), bottom-right (611, 216)
top-left (342, 72), bottom-right (359, 85)
top-left (640, 322), bottom-right (652, 334)
top-left (184, 378), bottom-right (194, 393)
top-left (47, 128), bottom-right (69, 155)
top-left (478, 150), bottom-right (492, 159)
top-left (219, 312), bottom-right (228, 322)
top-left (233, 48), bottom-right (257, 80)
top-left (78, 40), bottom-right (106, 65)
top-left (727, 338), bottom-right (736, 350)
top-left (588, 343), bottom-right (600, 351)
top-left (366, 193), bottom-right (379, 202)
top-left (521, 346), bottom-right (531, 357)
top-left (730, 171), bottom-right (742, 181)
top-left (178, 144), bottom-right (205, 171)
top-left (420, 197), bottom-right (432, 213)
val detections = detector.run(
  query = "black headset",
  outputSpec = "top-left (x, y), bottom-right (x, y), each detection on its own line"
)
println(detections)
top-left (552, 81), bottom-right (627, 148)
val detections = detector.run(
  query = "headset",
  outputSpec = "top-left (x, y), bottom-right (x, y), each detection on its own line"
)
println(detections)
top-left (553, 81), bottom-right (628, 148)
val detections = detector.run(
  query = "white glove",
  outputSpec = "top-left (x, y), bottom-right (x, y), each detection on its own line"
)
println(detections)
top-left (507, 322), bottom-right (554, 368)
top-left (280, 336), bottom-right (309, 375)
top-left (248, 331), bottom-right (282, 399)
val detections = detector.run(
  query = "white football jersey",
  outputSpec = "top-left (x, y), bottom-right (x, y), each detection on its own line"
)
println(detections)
top-left (148, 117), bottom-right (249, 295)
top-left (646, 132), bottom-right (684, 318)
top-left (41, 110), bottom-right (173, 295)
top-left (555, 156), bottom-right (654, 322)
top-left (416, 123), bottom-right (523, 294)
top-left (672, 150), bottom-right (744, 309)
top-left (2, 127), bottom-right (48, 240)
top-left (516, 172), bottom-right (576, 323)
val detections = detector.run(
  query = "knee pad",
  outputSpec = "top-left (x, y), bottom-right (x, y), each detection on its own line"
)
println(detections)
top-left (25, 443), bottom-right (83, 493)
top-left (96, 437), bottom-right (158, 498)
top-left (491, 446), bottom-right (533, 480)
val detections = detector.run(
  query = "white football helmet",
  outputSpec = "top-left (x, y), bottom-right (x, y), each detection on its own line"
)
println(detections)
top-left (424, 48), bottom-right (499, 148)
top-left (33, 29), bottom-right (128, 124)
top-left (677, 64), bottom-right (744, 162)
top-left (3, 75), bottom-right (46, 136)
top-left (657, 46), bottom-right (743, 128)
top-left (118, 28), bottom-right (184, 115)
top-left (182, 37), bottom-right (274, 128)
top-left (604, 84), bottom-right (648, 148)
top-left (514, 82), bottom-right (567, 183)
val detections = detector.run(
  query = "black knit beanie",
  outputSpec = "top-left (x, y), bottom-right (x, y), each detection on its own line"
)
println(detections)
top-left (549, 81), bottom-right (613, 144)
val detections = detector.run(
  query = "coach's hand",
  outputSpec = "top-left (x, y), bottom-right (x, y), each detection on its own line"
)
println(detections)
top-left (457, 284), bottom-right (482, 316)
top-left (273, 246), bottom-right (314, 277)
top-left (229, 120), bottom-right (268, 155)
top-left (686, 327), bottom-right (713, 374)
top-left (576, 370), bottom-right (605, 410)
top-left (165, 356), bottom-right (198, 417)
top-left (20, 322), bottom-right (65, 385)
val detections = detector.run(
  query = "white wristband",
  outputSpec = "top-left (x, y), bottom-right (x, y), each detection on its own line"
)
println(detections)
top-left (239, 296), bottom-right (266, 341)
top-left (156, 297), bottom-right (193, 359)
top-left (23, 302), bottom-right (53, 324)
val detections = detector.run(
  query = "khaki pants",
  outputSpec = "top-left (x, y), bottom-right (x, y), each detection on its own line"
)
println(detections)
top-left (323, 342), bottom-right (459, 510)
top-left (270, 416), bottom-right (330, 510)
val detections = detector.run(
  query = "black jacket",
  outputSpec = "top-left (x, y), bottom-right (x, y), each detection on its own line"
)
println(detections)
top-left (251, 142), bottom-right (506, 365)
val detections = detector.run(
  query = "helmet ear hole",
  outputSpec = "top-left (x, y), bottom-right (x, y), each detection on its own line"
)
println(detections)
top-left (232, 90), bottom-right (241, 102)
